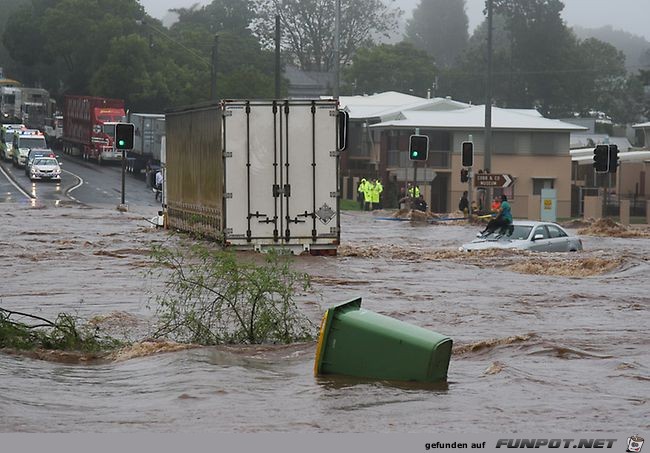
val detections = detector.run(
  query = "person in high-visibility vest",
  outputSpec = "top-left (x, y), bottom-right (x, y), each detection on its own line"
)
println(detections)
top-left (407, 184), bottom-right (420, 198)
top-left (357, 178), bottom-right (368, 209)
top-left (365, 179), bottom-right (375, 210)
top-left (371, 179), bottom-right (383, 210)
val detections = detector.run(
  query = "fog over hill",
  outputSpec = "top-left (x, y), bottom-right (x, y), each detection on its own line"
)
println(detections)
top-left (140, 0), bottom-right (650, 43)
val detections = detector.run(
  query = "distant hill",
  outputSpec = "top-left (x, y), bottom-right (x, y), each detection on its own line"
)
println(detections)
top-left (573, 25), bottom-right (650, 73)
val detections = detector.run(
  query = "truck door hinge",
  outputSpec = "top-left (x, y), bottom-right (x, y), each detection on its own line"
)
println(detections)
top-left (223, 151), bottom-right (232, 158)
top-left (224, 193), bottom-right (233, 199)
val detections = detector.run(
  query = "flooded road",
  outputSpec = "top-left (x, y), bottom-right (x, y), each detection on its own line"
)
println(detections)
top-left (0, 203), bottom-right (648, 433)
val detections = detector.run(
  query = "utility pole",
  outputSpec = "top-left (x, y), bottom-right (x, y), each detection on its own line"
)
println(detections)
top-left (485, 0), bottom-right (494, 200)
top-left (210, 34), bottom-right (219, 101)
top-left (275, 15), bottom-right (281, 98)
top-left (334, 0), bottom-right (341, 98)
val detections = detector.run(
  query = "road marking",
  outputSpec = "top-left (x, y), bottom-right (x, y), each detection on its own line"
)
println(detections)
top-left (0, 163), bottom-right (32, 200)
top-left (63, 169), bottom-right (84, 202)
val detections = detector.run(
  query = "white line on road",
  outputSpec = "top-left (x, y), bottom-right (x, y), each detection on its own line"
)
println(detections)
top-left (0, 163), bottom-right (32, 200)
top-left (63, 169), bottom-right (84, 202)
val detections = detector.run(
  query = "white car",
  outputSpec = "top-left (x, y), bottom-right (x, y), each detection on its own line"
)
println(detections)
top-left (460, 220), bottom-right (583, 252)
top-left (29, 157), bottom-right (62, 181)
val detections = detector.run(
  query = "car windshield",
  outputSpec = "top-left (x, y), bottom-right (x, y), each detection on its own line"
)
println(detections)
top-left (19, 137), bottom-right (47, 149)
top-left (34, 158), bottom-right (57, 166)
top-left (30, 151), bottom-right (51, 159)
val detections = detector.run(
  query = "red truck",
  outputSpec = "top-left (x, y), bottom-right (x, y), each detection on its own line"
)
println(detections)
top-left (62, 95), bottom-right (125, 164)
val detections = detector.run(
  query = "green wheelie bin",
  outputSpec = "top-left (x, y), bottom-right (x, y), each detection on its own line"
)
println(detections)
top-left (314, 298), bottom-right (452, 382)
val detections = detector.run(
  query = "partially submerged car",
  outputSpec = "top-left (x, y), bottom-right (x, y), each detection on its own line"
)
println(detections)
top-left (460, 220), bottom-right (583, 252)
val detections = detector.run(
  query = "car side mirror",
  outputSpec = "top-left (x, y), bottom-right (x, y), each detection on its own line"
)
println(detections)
top-left (533, 234), bottom-right (544, 241)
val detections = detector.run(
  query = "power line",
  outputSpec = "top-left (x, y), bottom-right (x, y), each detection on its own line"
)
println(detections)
top-left (138, 20), bottom-right (211, 68)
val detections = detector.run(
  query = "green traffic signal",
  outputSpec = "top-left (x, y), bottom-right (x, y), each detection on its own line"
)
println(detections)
top-left (408, 135), bottom-right (429, 161)
top-left (115, 123), bottom-right (134, 150)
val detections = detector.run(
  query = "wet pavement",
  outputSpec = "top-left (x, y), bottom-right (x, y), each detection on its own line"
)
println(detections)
top-left (0, 200), bottom-right (648, 433)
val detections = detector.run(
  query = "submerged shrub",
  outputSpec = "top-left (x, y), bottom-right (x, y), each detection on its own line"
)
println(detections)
top-left (0, 308), bottom-right (124, 352)
top-left (149, 245), bottom-right (315, 345)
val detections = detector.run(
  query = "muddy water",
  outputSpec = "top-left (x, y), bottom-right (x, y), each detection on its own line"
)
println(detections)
top-left (0, 204), bottom-right (648, 432)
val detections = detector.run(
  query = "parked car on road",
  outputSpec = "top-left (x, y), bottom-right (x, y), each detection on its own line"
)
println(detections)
top-left (460, 220), bottom-right (583, 252)
top-left (28, 156), bottom-right (61, 182)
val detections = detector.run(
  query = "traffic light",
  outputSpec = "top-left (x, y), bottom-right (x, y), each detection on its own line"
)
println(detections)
top-left (593, 144), bottom-right (609, 173)
top-left (608, 144), bottom-right (619, 173)
top-left (460, 168), bottom-right (469, 183)
top-left (115, 123), bottom-right (134, 150)
top-left (461, 141), bottom-right (474, 167)
top-left (409, 134), bottom-right (429, 161)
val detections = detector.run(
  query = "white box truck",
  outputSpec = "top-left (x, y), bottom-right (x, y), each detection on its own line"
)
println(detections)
top-left (164, 99), bottom-right (346, 254)
top-left (126, 112), bottom-right (165, 176)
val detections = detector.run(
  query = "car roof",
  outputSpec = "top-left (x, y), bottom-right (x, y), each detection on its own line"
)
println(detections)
top-left (511, 220), bottom-right (561, 228)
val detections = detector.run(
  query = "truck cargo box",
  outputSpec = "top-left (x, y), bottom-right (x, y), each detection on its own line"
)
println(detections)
top-left (62, 95), bottom-right (125, 162)
top-left (127, 113), bottom-right (165, 173)
top-left (165, 99), bottom-right (343, 254)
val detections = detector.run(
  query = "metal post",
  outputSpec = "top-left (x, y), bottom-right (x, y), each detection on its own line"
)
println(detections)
top-left (485, 0), bottom-right (493, 202)
top-left (467, 134), bottom-right (473, 215)
top-left (120, 144), bottom-right (126, 205)
top-left (334, 0), bottom-right (341, 98)
top-left (210, 34), bottom-right (219, 101)
top-left (414, 127), bottom-right (419, 207)
top-left (275, 15), bottom-right (281, 98)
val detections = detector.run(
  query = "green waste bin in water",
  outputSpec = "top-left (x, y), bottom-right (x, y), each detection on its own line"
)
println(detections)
top-left (314, 298), bottom-right (452, 382)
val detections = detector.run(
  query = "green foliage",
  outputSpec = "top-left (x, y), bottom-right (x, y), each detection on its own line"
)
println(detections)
top-left (340, 199), bottom-right (362, 211)
top-left (343, 42), bottom-right (437, 96)
top-left (438, 0), bottom-right (640, 122)
top-left (252, 0), bottom-right (402, 71)
top-left (0, 308), bottom-right (124, 352)
top-left (3, 0), bottom-right (277, 109)
top-left (405, 0), bottom-right (469, 68)
top-left (149, 245), bottom-right (315, 345)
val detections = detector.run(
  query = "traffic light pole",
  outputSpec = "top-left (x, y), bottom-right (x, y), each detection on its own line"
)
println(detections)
top-left (121, 145), bottom-right (126, 206)
top-left (468, 170), bottom-right (473, 215)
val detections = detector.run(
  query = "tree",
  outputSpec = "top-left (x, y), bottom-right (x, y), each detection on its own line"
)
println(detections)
top-left (342, 41), bottom-right (437, 96)
top-left (251, 0), bottom-right (402, 72)
top-left (171, 0), bottom-right (256, 35)
top-left (405, 0), bottom-right (468, 69)
top-left (168, 1), bottom-right (278, 100)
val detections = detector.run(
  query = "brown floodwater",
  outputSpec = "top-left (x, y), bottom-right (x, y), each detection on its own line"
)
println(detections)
top-left (0, 203), bottom-right (648, 432)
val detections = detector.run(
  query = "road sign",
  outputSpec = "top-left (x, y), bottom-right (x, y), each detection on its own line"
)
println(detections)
top-left (474, 173), bottom-right (513, 188)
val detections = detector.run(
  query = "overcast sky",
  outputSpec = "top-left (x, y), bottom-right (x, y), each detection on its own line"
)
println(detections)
top-left (139, 0), bottom-right (650, 41)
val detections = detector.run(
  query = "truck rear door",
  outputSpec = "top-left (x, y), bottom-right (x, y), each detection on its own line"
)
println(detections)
top-left (223, 100), bottom-right (339, 250)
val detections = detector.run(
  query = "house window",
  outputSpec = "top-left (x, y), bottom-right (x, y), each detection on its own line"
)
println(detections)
top-left (532, 178), bottom-right (555, 195)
